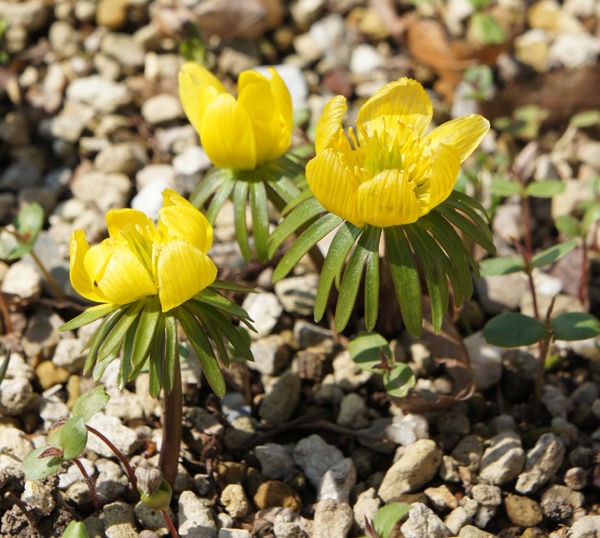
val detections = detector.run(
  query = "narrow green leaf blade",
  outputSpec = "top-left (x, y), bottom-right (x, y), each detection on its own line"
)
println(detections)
top-left (530, 238), bottom-right (579, 268)
top-left (232, 180), bottom-right (251, 260)
top-left (490, 178), bottom-right (522, 197)
top-left (83, 307), bottom-right (127, 375)
top-left (250, 180), bottom-right (270, 262)
top-left (206, 177), bottom-right (235, 223)
top-left (314, 222), bottom-right (362, 322)
top-left (163, 315), bottom-right (178, 394)
top-left (60, 303), bottom-right (121, 332)
top-left (190, 168), bottom-right (232, 208)
top-left (480, 257), bottom-right (526, 276)
top-left (97, 301), bottom-right (144, 361)
top-left (551, 312), bottom-right (600, 341)
top-left (385, 226), bottom-right (422, 337)
top-left (149, 326), bottom-right (165, 397)
top-left (483, 312), bottom-right (547, 347)
top-left (272, 213), bottom-right (343, 282)
top-left (362, 227), bottom-right (382, 332)
top-left (525, 180), bottom-right (565, 198)
top-left (130, 297), bottom-right (162, 377)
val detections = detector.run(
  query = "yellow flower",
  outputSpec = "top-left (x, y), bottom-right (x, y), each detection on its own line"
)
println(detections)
top-left (306, 78), bottom-right (490, 228)
top-left (178, 62), bottom-right (293, 170)
top-left (70, 189), bottom-right (217, 312)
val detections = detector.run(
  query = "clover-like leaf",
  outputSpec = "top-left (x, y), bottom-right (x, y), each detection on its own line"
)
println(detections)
top-left (348, 332), bottom-right (392, 372)
top-left (551, 312), bottom-right (600, 341)
top-left (61, 520), bottom-right (89, 538)
top-left (384, 364), bottom-right (416, 399)
top-left (483, 312), bottom-right (547, 347)
top-left (52, 416), bottom-right (88, 460)
top-left (72, 385), bottom-right (110, 422)
top-left (530, 238), bottom-right (579, 268)
top-left (374, 502), bottom-right (411, 538)
top-left (20, 446), bottom-right (65, 481)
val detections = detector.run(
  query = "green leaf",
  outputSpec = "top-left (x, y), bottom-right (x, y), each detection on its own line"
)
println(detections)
top-left (551, 312), bottom-right (600, 341)
top-left (364, 236), bottom-right (381, 332)
top-left (209, 280), bottom-right (256, 294)
top-left (149, 325), bottom-right (165, 397)
top-left (480, 256), bottom-right (526, 276)
top-left (384, 364), bottom-right (416, 399)
top-left (205, 176), bottom-right (235, 223)
top-left (129, 297), bottom-right (162, 379)
top-left (490, 178), bottom-right (522, 197)
top-left (272, 213), bottom-right (343, 282)
top-left (163, 315), bottom-right (178, 394)
top-left (60, 303), bottom-right (121, 332)
top-left (61, 520), bottom-right (89, 538)
top-left (57, 416), bottom-right (88, 460)
top-left (582, 202), bottom-right (600, 234)
top-left (20, 446), bottom-right (64, 481)
top-left (525, 180), bottom-right (565, 198)
top-left (385, 226), bottom-right (422, 337)
top-left (232, 180), bottom-right (251, 260)
top-left (374, 503), bottom-right (411, 538)
top-left (117, 318), bottom-right (139, 389)
top-left (266, 174), bottom-right (302, 207)
top-left (187, 301), bottom-right (231, 367)
top-left (190, 168), bottom-right (232, 208)
top-left (483, 313), bottom-right (547, 347)
top-left (175, 307), bottom-right (226, 397)
top-left (348, 331), bottom-right (391, 372)
top-left (335, 227), bottom-right (380, 332)
top-left (97, 301), bottom-right (144, 361)
top-left (194, 288), bottom-right (252, 323)
top-left (570, 110), bottom-right (600, 128)
top-left (250, 180), bottom-right (269, 262)
top-left (268, 196), bottom-right (325, 258)
top-left (72, 385), bottom-right (109, 422)
top-left (314, 222), bottom-right (362, 322)
top-left (470, 12), bottom-right (506, 45)
top-left (555, 215), bottom-right (581, 238)
top-left (530, 238), bottom-right (579, 268)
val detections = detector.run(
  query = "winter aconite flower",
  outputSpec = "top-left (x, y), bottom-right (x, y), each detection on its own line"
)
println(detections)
top-left (178, 62), bottom-right (293, 170)
top-left (69, 189), bottom-right (217, 312)
top-left (306, 77), bottom-right (490, 227)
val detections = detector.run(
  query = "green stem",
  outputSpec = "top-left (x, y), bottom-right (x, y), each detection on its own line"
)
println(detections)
top-left (87, 425), bottom-right (139, 499)
top-left (29, 250), bottom-right (65, 302)
top-left (159, 358), bottom-right (182, 487)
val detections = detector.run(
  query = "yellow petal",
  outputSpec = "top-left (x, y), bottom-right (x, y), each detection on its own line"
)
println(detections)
top-left (357, 78), bottom-right (433, 138)
top-left (416, 144), bottom-right (461, 213)
top-left (424, 114), bottom-right (490, 163)
top-left (315, 95), bottom-right (348, 154)
top-left (69, 230), bottom-right (107, 303)
top-left (201, 93), bottom-right (257, 169)
top-left (238, 68), bottom-right (292, 164)
top-left (85, 240), bottom-right (157, 305)
top-left (157, 241), bottom-right (217, 312)
top-left (306, 148), bottom-right (363, 226)
top-left (159, 189), bottom-right (213, 251)
top-left (106, 209), bottom-right (155, 239)
top-left (357, 169), bottom-right (422, 227)
top-left (178, 62), bottom-right (226, 136)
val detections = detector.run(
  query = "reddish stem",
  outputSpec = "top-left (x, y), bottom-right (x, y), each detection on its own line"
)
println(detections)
top-left (161, 509), bottom-right (179, 538)
top-left (73, 457), bottom-right (101, 512)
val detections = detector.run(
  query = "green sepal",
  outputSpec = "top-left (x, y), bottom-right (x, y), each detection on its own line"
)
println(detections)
top-left (60, 303), bottom-right (121, 332)
top-left (72, 385), bottom-right (109, 422)
top-left (483, 312), bottom-right (547, 347)
top-left (83, 307), bottom-right (127, 375)
top-left (118, 313), bottom-right (141, 388)
top-left (364, 231), bottom-right (381, 332)
top-left (185, 301), bottom-right (231, 367)
top-left (551, 312), bottom-right (600, 341)
top-left (272, 213), bottom-right (343, 282)
top-left (194, 288), bottom-right (253, 327)
top-left (314, 222), bottom-right (361, 322)
top-left (97, 301), bottom-right (145, 362)
top-left (175, 307), bottom-right (226, 397)
top-left (530, 238), bottom-right (579, 269)
top-left (129, 297), bottom-right (162, 380)
top-left (266, 174), bottom-right (302, 207)
top-left (190, 168), bottom-right (232, 208)
top-left (250, 180), bottom-right (269, 262)
top-left (268, 196), bottom-right (325, 259)
top-left (385, 226), bottom-right (422, 337)
top-left (206, 175), bottom-right (235, 223)
top-left (148, 325), bottom-right (165, 397)
top-left (163, 315), bottom-right (178, 394)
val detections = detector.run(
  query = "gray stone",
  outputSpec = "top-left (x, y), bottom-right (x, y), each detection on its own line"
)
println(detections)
top-left (243, 292), bottom-right (283, 340)
top-left (549, 34), bottom-right (600, 70)
top-left (458, 526), bottom-right (495, 538)
top-left (478, 431), bottom-right (525, 485)
top-left (58, 458), bottom-right (95, 489)
top-left (142, 94), bottom-right (184, 125)
top-left (350, 44), bottom-right (385, 76)
top-left (542, 384), bottom-right (571, 418)
top-left (337, 393), bottom-right (369, 429)
top-left (173, 146), bottom-right (212, 176)
top-left (516, 433), bottom-right (566, 494)
top-left (221, 484), bottom-right (250, 519)
top-left (49, 20), bottom-right (82, 58)
top-left (255, 443), bottom-right (295, 480)
top-left (94, 142), bottom-right (147, 176)
top-left (0, 0), bottom-right (50, 31)
top-left (86, 414), bottom-right (139, 457)
top-left (0, 425), bottom-right (33, 471)
top-left (134, 503), bottom-right (172, 536)
top-left (568, 515), bottom-right (600, 537)
top-left (444, 506), bottom-right (470, 535)
top-left (274, 274), bottom-right (319, 316)
top-left (400, 503), bottom-right (452, 538)
top-left (318, 458), bottom-right (356, 503)
top-left (0, 160), bottom-right (42, 190)
top-left (0, 378), bottom-right (35, 416)
top-left (332, 350), bottom-right (372, 390)
top-left (471, 484), bottom-right (502, 506)
top-left (131, 178), bottom-right (175, 221)
top-left (385, 413), bottom-right (429, 446)
top-left (135, 164), bottom-right (176, 191)
top-left (39, 395), bottom-right (70, 429)
top-left (504, 494), bottom-right (543, 527)
top-left (178, 490), bottom-right (217, 538)
top-left (259, 371), bottom-right (301, 423)
top-left (96, 459), bottom-right (129, 504)
top-left (352, 488), bottom-right (380, 534)
top-left (101, 32), bottom-right (145, 69)
top-left (66, 75), bottom-right (131, 113)
top-left (293, 320), bottom-right (332, 349)
top-left (71, 171), bottom-right (131, 212)
top-left (21, 480), bottom-right (55, 516)
top-left (463, 331), bottom-right (502, 391)
top-left (378, 439), bottom-right (443, 502)
top-left (218, 530), bottom-right (252, 538)
top-left (23, 308), bottom-right (64, 362)
top-left (293, 434), bottom-right (345, 489)
top-left (541, 484), bottom-right (584, 521)
top-left (52, 338), bottom-right (85, 373)
top-left (475, 272), bottom-right (528, 315)
top-left (1, 260), bottom-right (42, 300)
top-left (312, 500), bottom-right (353, 538)
top-left (103, 501), bottom-right (138, 538)
top-left (425, 484), bottom-right (458, 512)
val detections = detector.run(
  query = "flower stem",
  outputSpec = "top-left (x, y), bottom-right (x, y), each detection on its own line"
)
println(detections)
top-left (73, 457), bottom-right (101, 512)
top-left (159, 358), bottom-right (182, 487)
top-left (161, 509), bottom-right (179, 538)
top-left (87, 425), bottom-right (139, 499)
